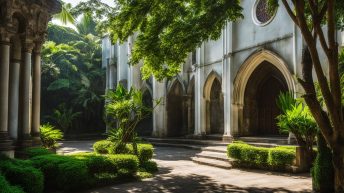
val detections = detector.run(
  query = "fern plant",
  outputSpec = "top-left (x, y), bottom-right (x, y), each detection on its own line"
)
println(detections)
top-left (276, 91), bottom-right (297, 114)
top-left (40, 124), bottom-right (64, 149)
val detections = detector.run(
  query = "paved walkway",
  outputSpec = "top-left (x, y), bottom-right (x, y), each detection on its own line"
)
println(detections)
top-left (60, 141), bottom-right (312, 193)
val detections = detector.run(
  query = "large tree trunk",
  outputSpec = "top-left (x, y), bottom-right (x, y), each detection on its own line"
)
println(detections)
top-left (333, 147), bottom-right (344, 193)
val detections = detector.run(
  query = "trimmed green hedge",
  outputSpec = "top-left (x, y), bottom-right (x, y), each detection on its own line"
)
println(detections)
top-left (0, 173), bottom-right (25, 193)
top-left (23, 147), bottom-right (54, 158)
top-left (93, 140), bottom-right (154, 164)
top-left (0, 159), bottom-right (44, 193)
top-left (70, 152), bottom-right (139, 176)
top-left (31, 154), bottom-right (90, 192)
top-left (126, 144), bottom-right (154, 163)
top-left (93, 140), bottom-right (113, 154)
top-left (227, 142), bottom-right (296, 171)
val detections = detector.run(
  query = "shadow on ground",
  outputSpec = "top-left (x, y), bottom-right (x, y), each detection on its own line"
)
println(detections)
top-left (85, 167), bottom-right (311, 193)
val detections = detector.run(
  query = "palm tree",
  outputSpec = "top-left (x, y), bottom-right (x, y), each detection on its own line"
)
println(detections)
top-left (54, 2), bottom-right (75, 25)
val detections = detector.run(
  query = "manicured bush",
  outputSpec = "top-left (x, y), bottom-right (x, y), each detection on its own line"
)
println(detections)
top-left (93, 140), bottom-right (114, 154)
top-left (24, 147), bottom-right (54, 158)
top-left (31, 154), bottom-right (90, 191)
top-left (268, 147), bottom-right (295, 168)
top-left (93, 140), bottom-right (154, 164)
top-left (70, 152), bottom-right (117, 175)
top-left (227, 142), bottom-right (296, 171)
top-left (0, 159), bottom-right (44, 193)
top-left (140, 160), bottom-right (158, 173)
top-left (106, 154), bottom-right (139, 176)
top-left (127, 143), bottom-right (154, 163)
top-left (0, 173), bottom-right (25, 193)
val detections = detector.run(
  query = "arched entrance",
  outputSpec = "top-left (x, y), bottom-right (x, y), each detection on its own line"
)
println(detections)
top-left (244, 61), bottom-right (288, 135)
top-left (167, 81), bottom-right (184, 137)
top-left (204, 72), bottom-right (224, 135)
top-left (136, 90), bottom-right (153, 136)
top-left (209, 79), bottom-right (224, 134)
top-left (232, 50), bottom-right (295, 136)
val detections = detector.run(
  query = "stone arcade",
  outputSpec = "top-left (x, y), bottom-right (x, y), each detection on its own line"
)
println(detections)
top-left (0, 0), bottom-right (61, 157)
top-left (102, 0), bottom-right (342, 142)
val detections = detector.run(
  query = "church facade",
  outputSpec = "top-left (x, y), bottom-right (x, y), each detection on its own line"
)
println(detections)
top-left (102, 0), bottom-right (342, 141)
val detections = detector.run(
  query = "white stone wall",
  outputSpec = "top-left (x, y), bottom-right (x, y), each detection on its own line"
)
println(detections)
top-left (102, 0), bottom-right (335, 139)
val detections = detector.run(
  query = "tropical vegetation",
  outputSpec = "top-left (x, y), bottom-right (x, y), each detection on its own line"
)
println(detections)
top-left (42, 5), bottom-right (105, 136)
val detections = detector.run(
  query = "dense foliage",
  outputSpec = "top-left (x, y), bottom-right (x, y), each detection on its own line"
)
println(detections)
top-left (42, 18), bottom-right (105, 135)
top-left (39, 124), bottom-right (63, 149)
top-left (108, 0), bottom-right (242, 80)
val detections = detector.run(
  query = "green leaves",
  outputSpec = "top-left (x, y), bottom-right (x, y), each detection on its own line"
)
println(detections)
top-left (47, 79), bottom-right (70, 91)
top-left (109, 0), bottom-right (243, 80)
top-left (40, 124), bottom-right (64, 149)
top-left (276, 91), bottom-right (297, 114)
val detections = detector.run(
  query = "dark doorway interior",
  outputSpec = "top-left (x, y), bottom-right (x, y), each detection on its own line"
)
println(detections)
top-left (209, 78), bottom-right (224, 134)
top-left (243, 61), bottom-right (288, 136)
top-left (188, 79), bottom-right (195, 135)
top-left (136, 90), bottom-right (153, 137)
top-left (167, 81), bottom-right (184, 137)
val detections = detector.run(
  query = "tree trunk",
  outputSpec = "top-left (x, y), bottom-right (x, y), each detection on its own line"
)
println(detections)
top-left (333, 148), bottom-right (344, 193)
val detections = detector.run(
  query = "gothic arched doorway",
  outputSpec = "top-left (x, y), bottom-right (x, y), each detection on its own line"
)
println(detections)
top-left (243, 61), bottom-right (288, 135)
top-left (167, 81), bottom-right (184, 137)
top-left (206, 78), bottom-right (224, 134)
top-left (136, 90), bottom-right (153, 136)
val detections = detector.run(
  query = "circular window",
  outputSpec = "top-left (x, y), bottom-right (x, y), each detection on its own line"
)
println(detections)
top-left (252, 0), bottom-right (276, 26)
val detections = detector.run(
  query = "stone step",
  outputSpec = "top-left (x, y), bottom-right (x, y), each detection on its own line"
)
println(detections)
top-left (143, 137), bottom-right (227, 146)
top-left (195, 151), bottom-right (228, 161)
top-left (150, 142), bottom-right (228, 153)
top-left (191, 156), bottom-right (232, 169)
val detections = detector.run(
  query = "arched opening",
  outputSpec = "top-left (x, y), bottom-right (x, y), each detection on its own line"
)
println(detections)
top-left (187, 78), bottom-right (195, 135)
top-left (136, 90), bottom-right (153, 137)
top-left (243, 61), bottom-right (288, 136)
top-left (208, 78), bottom-right (224, 134)
top-left (167, 81), bottom-right (184, 137)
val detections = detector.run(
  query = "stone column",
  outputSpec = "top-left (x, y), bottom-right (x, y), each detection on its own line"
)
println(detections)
top-left (31, 43), bottom-right (42, 144)
top-left (8, 45), bottom-right (21, 139)
top-left (0, 35), bottom-right (14, 155)
top-left (18, 40), bottom-right (34, 146)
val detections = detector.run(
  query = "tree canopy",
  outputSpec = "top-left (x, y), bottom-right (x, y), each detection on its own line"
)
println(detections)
top-left (108, 0), bottom-right (242, 80)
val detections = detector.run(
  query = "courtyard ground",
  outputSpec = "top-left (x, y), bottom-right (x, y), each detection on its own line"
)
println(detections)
top-left (59, 141), bottom-right (312, 193)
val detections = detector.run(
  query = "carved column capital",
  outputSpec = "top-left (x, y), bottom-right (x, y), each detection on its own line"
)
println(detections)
top-left (21, 39), bottom-right (35, 53)
top-left (0, 29), bottom-right (12, 45)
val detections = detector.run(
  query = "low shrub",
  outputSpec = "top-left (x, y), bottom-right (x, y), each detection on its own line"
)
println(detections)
top-left (227, 142), bottom-right (296, 171)
top-left (31, 154), bottom-right (90, 192)
top-left (0, 159), bottom-right (44, 193)
top-left (106, 154), bottom-right (139, 177)
top-left (93, 140), bottom-right (154, 164)
top-left (70, 152), bottom-right (117, 175)
top-left (24, 147), bottom-right (54, 158)
top-left (140, 160), bottom-right (158, 173)
top-left (268, 147), bottom-right (295, 168)
top-left (127, 143), bottom-right (154, 163)
top-left (93, 140), bottom-right (113, 154)
top-left (0, 173), bottom-right (25, 193)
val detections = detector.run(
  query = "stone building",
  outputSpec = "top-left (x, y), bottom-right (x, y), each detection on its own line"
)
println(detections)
top-left (0, 0), bottom-right (61, 157)
top-left (102, 0), bottom-right (343, 141)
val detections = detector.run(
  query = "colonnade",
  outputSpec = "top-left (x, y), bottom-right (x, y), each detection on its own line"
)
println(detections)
top-left (0, 0), bottom-right (61, 156)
